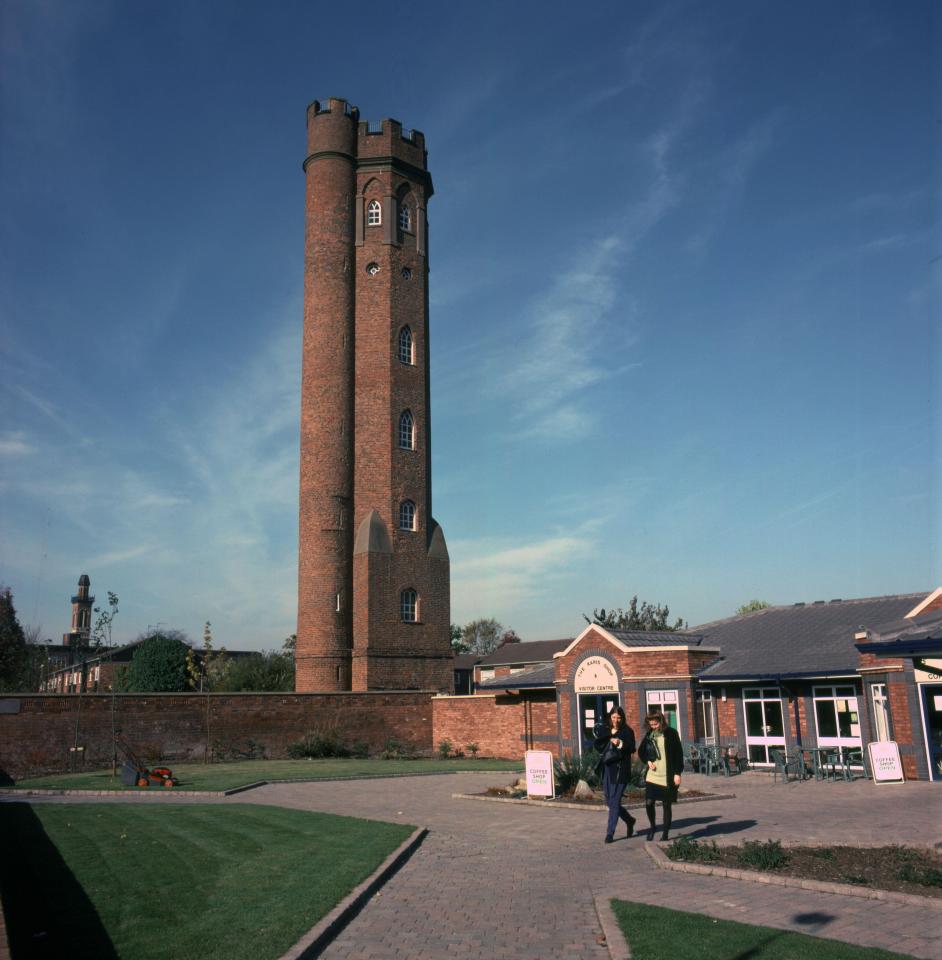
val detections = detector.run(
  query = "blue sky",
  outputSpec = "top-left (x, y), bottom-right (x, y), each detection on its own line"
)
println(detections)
top-left (1, 0), bottom-right (938, 650)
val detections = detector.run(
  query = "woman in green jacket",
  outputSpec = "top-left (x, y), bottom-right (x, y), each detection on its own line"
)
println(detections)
top-left (637, 709), bottom-right (684, 841)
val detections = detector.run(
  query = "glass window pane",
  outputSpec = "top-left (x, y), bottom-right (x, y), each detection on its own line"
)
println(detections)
top-left (764, 701), bottom-right (784, 737)
top-left (748, 744), bottom-right (767, 763)
top-left (745, 701), bottom-right (764, 737)
top-left (816, 700), bottom-right (838, 738)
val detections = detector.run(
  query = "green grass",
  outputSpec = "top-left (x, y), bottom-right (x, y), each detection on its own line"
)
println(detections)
top-left (0, 802), bottom-right (413, 960)
top-left (611, 900), bottom-right (911, 960)
top-left (9, 757), bottom-right (523, 792)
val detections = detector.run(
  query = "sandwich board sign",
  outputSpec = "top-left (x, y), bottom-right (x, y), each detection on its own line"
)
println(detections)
top-left (868, 741), bottom-right (905, 785)
top-left (525, 750), bottom-right (555, 798)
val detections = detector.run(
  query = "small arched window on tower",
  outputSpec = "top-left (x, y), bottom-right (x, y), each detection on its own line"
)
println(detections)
top-left (398, 326), bottom-right (414, 365)
top-left (399, 203), bottom-right (412, 232)
top-left (367, 199), bottom-right (382, 226)
top-left (400, 588), bottom-right (418, 623)
top-left (399, 500), bottom-right (416, 531)
top-left (398, 410), bottom-right (414, 450)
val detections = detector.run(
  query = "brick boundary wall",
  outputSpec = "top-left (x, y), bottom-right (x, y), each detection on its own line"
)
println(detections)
top-left (0, 692), bottom-right (435, 781)
top-left (432, 694), bottom-right (560, 760)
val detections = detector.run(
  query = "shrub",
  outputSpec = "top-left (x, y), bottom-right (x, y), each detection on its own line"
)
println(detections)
top-left (286, 731), bottom-right (351, 759)
top-left (466, 742), bottom-right (479, 758)
top-left (437, 739), bottom-right (453, 759)
top-left (665, 836), bottom-right (720, 863)
top-left (452, 747), bottom-right (465, 758)
top-left (737, 839), bottom-right (788, 870)
top-left (898, 862), bottom-right (942, 888)
top-left (380, 738), bottom-right (417, 760)
top-left (554, 749), bottom-right (600, 793)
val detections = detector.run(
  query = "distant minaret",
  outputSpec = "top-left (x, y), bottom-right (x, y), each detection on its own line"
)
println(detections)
top-left (296, 97), bottom-right (451, 693)
top-left (63, 573), bottom-right (94, 647)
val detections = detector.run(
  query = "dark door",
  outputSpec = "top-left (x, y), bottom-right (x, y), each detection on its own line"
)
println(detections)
top-left (578, 693), bottom-right (620, 754)
top-left (920, 685), bottom-right (942, 781)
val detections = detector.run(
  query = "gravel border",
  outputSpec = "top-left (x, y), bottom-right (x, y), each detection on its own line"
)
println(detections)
top-left (276, 826), bottom-right (428, 960)
top-left (451, 792), bottom-right (736, 811)
top-left (644, 841), bottom-right (942, 908)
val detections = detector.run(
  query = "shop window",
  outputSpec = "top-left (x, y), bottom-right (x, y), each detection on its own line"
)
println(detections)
top-left (743, 687), bottom-right (786, 765)
top-left (696, 689), bottom-right (716, 744)
top-left (646, 689), bottom-right (678, 729)
top-left (870, 683), bottom-right (890, 742)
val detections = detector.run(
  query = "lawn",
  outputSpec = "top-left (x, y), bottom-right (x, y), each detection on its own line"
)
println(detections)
top-left (611, 901), bottom-right (911, 960)
top-left (0, 802), bottom-right (414, 960)
top-left (9, 756), bottom-right (523, 792)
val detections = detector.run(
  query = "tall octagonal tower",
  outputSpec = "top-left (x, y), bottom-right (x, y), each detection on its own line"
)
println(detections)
top-left (296, 97), bottom-right (452, 692)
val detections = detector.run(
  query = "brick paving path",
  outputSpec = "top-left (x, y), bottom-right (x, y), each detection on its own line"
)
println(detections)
top-left (227, 771), bottom-right (942, 959)
top-left (7, 771), bottom-right (941, 958)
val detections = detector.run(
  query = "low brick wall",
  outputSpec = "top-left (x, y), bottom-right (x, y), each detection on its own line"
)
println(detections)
top-left (432, 692), bottom-right (559, 759)
top-left (0, 692), bottom-right (435, 781)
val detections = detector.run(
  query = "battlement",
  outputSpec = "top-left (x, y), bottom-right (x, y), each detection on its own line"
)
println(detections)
top-left (306, 98), bottom-right (428, 171)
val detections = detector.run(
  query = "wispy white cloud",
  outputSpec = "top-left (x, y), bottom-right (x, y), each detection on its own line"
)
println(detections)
top-left (0, 431), bottom-right (35, 456)
top-left (451, 533), bottom-right (592, 619)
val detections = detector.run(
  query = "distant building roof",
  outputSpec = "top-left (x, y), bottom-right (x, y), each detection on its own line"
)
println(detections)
top-left (692, 593), bottom-right (927, 681)
top-left (452, 653), bottom-right (481, 670)
top-left (478, 662), bottom-right (557, 690)
top-left (477, 639), bottom-right (571, 667)
top-left (855, 610), bottom-right (942, 655)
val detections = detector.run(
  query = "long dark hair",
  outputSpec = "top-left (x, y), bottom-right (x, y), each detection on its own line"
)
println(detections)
top-left (609, 706), bottom-right (627, 730)
top-left (644, 709), bottom-right (667, 731)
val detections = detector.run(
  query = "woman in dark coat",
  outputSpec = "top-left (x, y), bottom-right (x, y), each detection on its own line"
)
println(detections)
top-left (593, 707), bottom-right (636, 844)
top-left (637, 709), bottom-right (684, 841)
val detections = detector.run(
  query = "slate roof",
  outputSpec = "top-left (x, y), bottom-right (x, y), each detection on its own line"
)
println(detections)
top-left (691, 593), bottom-right (926, 681)
top-left (476, 639), bottom-right (571, 667)
top-left (607, 629), bottom-right (708, 647)
top-left (855, 610), bottom-right (942, 654)
top-left (452, 653), bottom-right (481, 670)
top-left (477, 662), bottom-right (557, 690)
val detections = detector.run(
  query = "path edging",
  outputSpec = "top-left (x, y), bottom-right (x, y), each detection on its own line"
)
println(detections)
top-left (452, 792), bottom-right (736, 811)
top-left (644, 841), bottom-right (942, 908)
top-left (594, 895), bottom-right (632, 960)
top-left (277, 825), bottom-right (428, 960)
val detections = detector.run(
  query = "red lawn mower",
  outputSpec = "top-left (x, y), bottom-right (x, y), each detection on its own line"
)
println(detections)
top-left (115, 738), bottom-right (178, 788)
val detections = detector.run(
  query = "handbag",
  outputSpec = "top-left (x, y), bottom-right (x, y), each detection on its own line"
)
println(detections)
top-left (638, 735), bottom-right (661, 763)
top-left (602, 740), bottom-right (623, 765)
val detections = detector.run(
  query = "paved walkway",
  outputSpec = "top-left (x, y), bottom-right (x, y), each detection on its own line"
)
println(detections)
top-left (8, 771), bottom-right (942, 958)
top-left (226, 771), bottom-right (941, 959)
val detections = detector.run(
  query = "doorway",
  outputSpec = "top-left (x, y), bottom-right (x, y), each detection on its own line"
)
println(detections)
top-left (919, 684), bottom-right (942, 781)
top-left (578, 693), bottom-right (620, 755)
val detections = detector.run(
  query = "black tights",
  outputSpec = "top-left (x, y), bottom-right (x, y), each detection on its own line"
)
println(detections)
top-left (645, 799), bottom-right (672, 834)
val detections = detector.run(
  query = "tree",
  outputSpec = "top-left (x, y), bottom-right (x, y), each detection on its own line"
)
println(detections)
top-left (186, 621), bottom-right (227, 692)
top-left (211, 651), bottom-right (295, 692)
top-left (584, 596), bottom-right (686, 632)
top-left (736, 599), bottom-right (772, 616)
top-left (450, 623), bottom-right (469, 654)
top-left (91, 592), bottom-right (119, 649)
top-left (282, 633), bottom-right (297, 654)
top-left (122, 630), bottom-right (190, 692)
top-left (459, 618), bottom-right (506, 656)
top-left (0, 586), bottom-right (29, 692)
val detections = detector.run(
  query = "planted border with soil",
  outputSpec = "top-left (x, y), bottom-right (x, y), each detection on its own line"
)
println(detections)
top-left (484, 785), bottom-right (716, 803)
top-left (665, 838), bottom-right (942, 899)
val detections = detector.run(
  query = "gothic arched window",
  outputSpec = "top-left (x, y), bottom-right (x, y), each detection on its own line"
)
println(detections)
top-left (367, 199), bottom-right (381, 226)
top-left (398, 410), bottom-right (414, 450)
top-left (399, 500), bottom-right (416, 531)
top-left (400, 588), bottom-right (418, 622)
top-left (399, 204), bottom-right (412, 232)
top-left (398, 326), bottom-right (414, 365)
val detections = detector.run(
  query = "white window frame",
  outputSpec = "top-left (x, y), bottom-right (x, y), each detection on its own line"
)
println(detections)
top-left (367, 199), bottom-right (381, 226)
top-left (399, 500), bottom-right (416, 531)
top-left (813, 685), bottom-right (862, 761)
top-left (743, 686), bottom-right (786, 766)
top-left (398, 326), bottom-right (414, 365)
top-left (696, 689), bottom-right (716, 745)
top-left (870, 683), bottom-right (890, 742)
top-left (646, 689), bottom-right (679, 730)
top-left (399, 204), bottom-right (412, 232)
top-left (400, 588), bottom-right (418, 623)
top-left (398, 410), bottom-right (414, 450)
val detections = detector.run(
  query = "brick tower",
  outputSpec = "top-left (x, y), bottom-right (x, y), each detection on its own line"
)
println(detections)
top-left (296, 97), bottom-right (452, 693)
top-left (63, 573), bottom-right (93, 648)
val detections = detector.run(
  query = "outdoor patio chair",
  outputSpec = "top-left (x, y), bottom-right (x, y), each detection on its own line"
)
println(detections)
top-left (724, 744), bottom-right (745, 774)
top-left (770, 748), bottom-right (803, 784)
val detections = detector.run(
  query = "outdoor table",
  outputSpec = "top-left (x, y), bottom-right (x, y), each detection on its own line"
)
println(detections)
top-left (804, 747), bottom-right (843, 781)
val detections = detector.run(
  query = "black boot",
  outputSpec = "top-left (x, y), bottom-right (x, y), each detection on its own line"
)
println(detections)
top-left (645, 801), bottom-right (656, 841)
top-left (620, 808), bottom-right (636, 838)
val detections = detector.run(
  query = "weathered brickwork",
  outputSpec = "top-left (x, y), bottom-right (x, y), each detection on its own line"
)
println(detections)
top-left (432, 693), bottom-right (559, 760)
top-left (0, 691), bottom-right (434, 781)
top-left (298, 98), bottom-right (450, 692)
